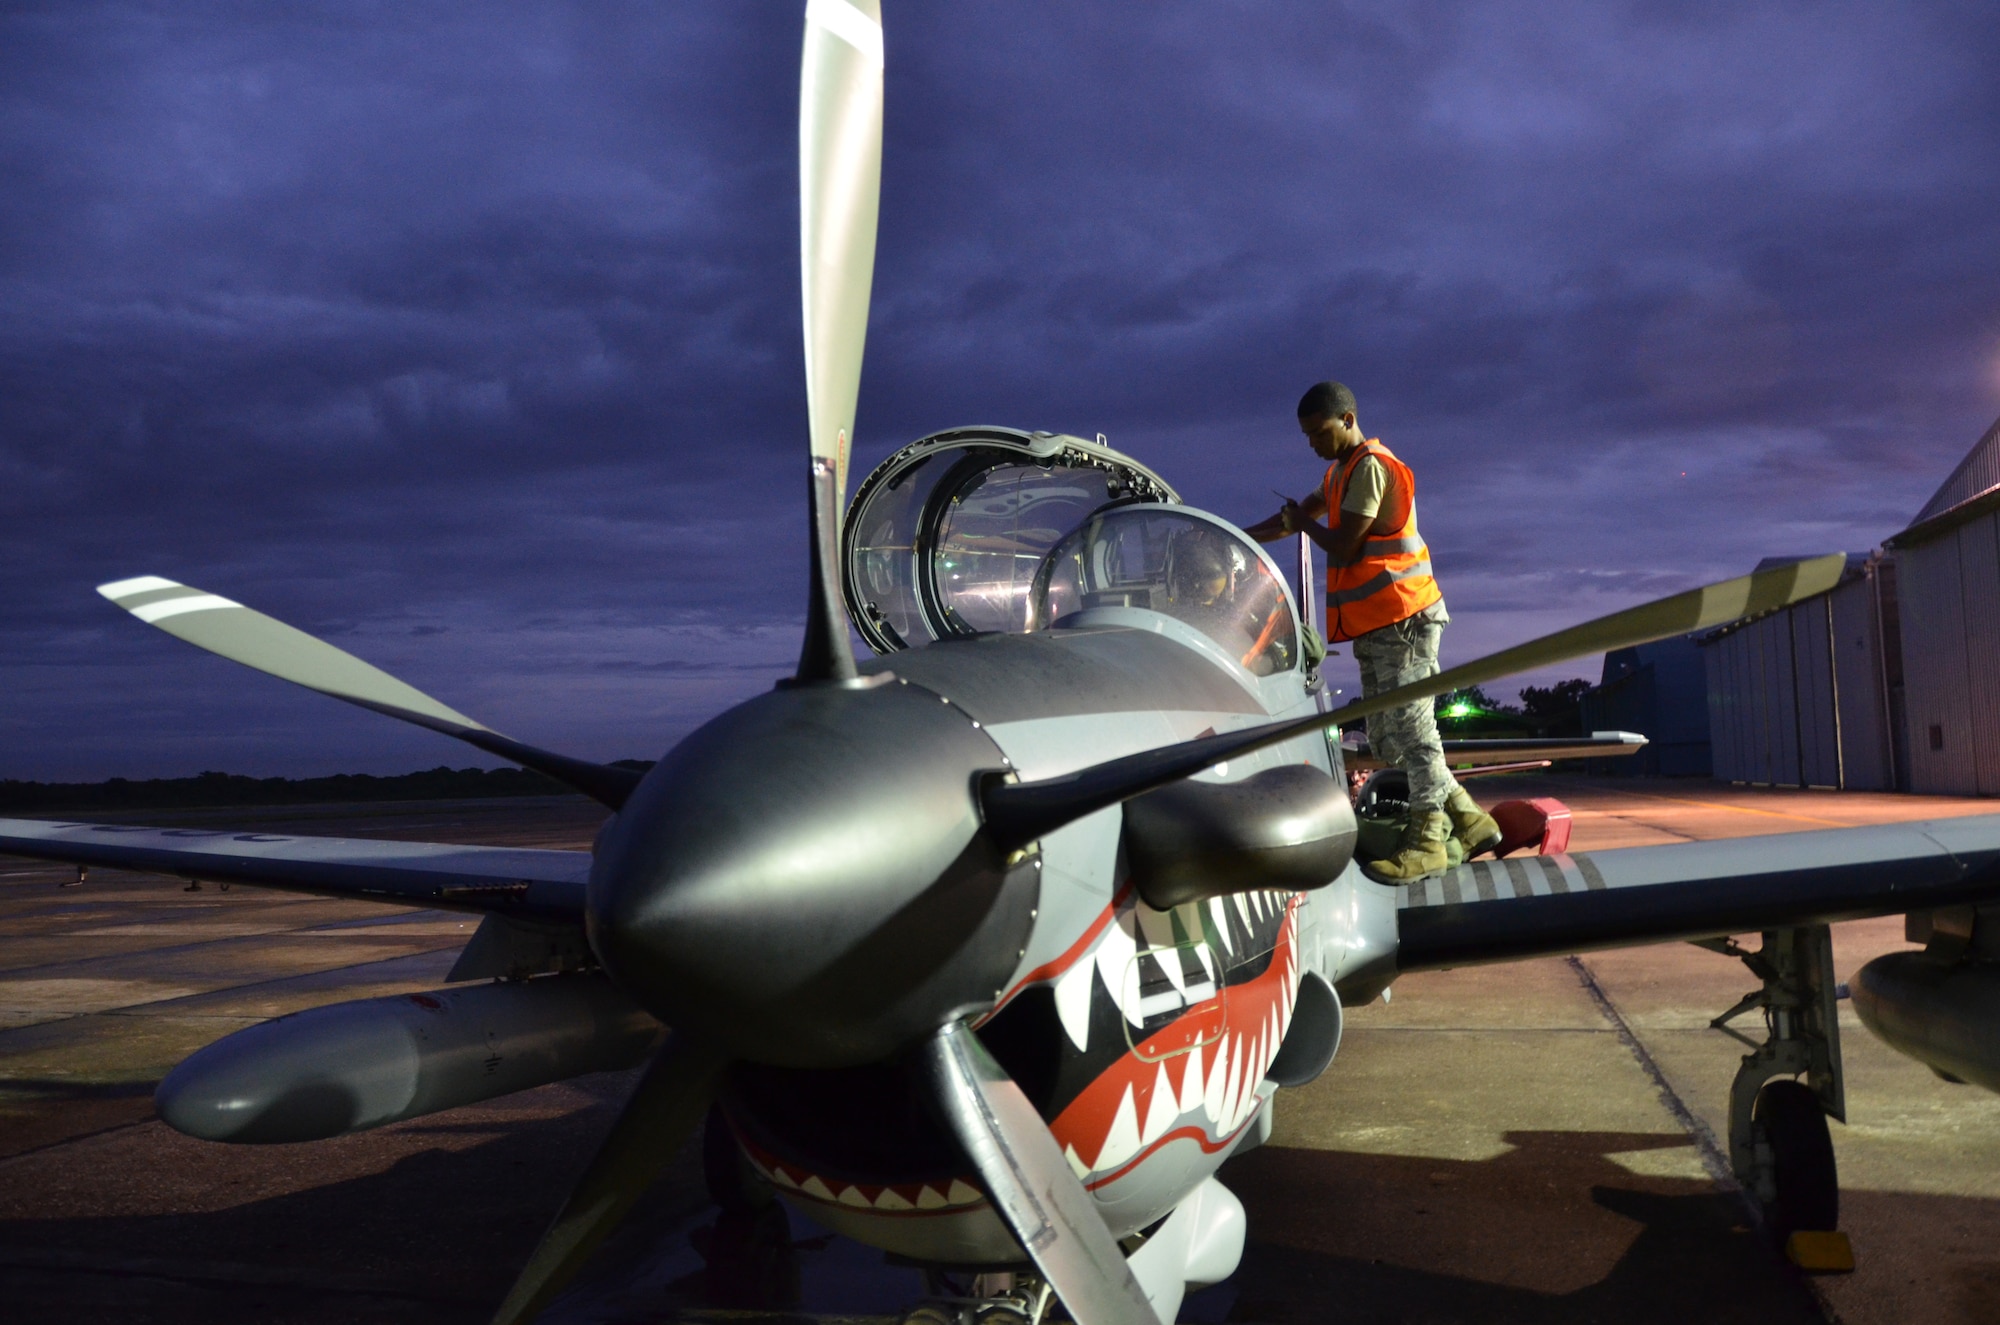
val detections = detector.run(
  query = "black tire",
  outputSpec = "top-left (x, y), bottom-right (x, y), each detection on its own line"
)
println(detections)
top-left (702, 1105), bottom-right (774, 1214)
top-left (1753, 1079), bottom-right (1839, 1236)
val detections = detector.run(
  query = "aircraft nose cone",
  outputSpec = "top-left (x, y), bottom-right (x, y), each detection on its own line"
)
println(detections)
top-left (588, 677), bottom-right (1035, 1068)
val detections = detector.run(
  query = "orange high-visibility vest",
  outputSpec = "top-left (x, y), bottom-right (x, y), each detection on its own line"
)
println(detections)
top-left (1322, 439), bottom-right (1442, 643)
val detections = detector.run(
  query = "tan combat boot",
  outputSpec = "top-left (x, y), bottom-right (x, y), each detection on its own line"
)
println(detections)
top-left (1367, 810), bottom-right (1452, 882)
top-left (1444, 786), bottom-right (1502, 859)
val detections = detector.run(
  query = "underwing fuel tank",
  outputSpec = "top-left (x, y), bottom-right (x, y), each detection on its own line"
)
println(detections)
top-left (156, 974), bottom-right (661, 1143)
top-left (1851, 952), bottom-right (2000, 1092)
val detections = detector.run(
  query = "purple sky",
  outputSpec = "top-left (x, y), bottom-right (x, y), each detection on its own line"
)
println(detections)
top-left (5, 2), bottom-right (1999, 781)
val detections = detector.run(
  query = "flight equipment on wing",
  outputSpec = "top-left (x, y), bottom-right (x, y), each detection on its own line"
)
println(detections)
top-left (1853, 904), bottom-right (2000, 1092)
top-left (7, 2), bottom-right (2000, 1321)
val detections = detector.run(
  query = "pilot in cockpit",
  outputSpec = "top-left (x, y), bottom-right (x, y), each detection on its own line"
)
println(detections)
top-left (1166, 529), bottom-right (1239, 612)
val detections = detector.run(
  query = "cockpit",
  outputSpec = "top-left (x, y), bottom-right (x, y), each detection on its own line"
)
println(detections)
top-left (843, 428), bottom-right (1300, 677)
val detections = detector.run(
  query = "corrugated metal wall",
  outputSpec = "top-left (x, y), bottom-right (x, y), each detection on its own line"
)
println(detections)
top-left (1703, 573), bottom-right (1893, 789)
top-left (1830, 576), bottom-right (1895, 789)
top-left (1899, 507), bottom-right (2000, 794)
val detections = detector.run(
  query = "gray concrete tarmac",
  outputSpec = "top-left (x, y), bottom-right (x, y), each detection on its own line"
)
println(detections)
top-left (2, 782), bottom-right (1998, 1322)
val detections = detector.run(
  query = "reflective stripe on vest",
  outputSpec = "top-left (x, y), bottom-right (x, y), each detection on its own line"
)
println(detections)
top-left (1322, 439), bottom-right (1443, 642)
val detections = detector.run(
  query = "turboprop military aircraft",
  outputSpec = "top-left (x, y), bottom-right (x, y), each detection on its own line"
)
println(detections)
top-left (9, 3), bottom-right (2000, 1322)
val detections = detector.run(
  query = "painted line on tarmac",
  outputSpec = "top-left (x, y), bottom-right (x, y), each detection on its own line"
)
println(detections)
top-left (1568, 955), bottom-right (1845, 1325)
top-left (1599, 788), bottom-right (1849, 828)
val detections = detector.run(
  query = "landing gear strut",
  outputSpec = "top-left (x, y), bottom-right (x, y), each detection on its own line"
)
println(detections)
top-left (1699, 925), bottom-right (1849, 1259)
top-left (901, 1273), bottom-right (1053, 1325)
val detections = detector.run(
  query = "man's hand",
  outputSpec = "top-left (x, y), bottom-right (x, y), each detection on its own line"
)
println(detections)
top-left (1247, 490), bottom-right (1328, 543)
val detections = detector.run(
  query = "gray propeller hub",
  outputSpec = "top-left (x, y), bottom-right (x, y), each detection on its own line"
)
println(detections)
top-left (588, 677), bottom-right (1035, 1069)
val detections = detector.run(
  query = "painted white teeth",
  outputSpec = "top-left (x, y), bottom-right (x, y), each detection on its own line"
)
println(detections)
top-left (916, 1186), bottom-right (946, 1210)
top-left (1064, 1143), bottom-right (1089, 1178)
top-left (1205, 1030), bottom-right (1230, 1121)
top-left (802, 1176), bottom-right (835, 1200)
top-left (1098, 1085), bottom-right (1142, 1171)
top-left (1094, 916), bottom-right (1142, 1028)
top-left (1179, 1042), bottom-right (1207, 1115)
top-left (1140, 1061), bottom-right (1177, 1146)
top-left (946, 1179), bottom-right (981, 1205)
top-left (1220, 1035), bottom-right (1240, 1128)
top-left (874, 1188), bottom-right (913, 1210)
top-left (1053, 956), bottom-right (1095, 1051)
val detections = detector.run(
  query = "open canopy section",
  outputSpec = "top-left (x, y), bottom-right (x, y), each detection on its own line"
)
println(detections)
top-left (842, 428), bottom-right (1178, 652)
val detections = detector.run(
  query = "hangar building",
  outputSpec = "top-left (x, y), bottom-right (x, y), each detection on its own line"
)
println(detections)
top-left (1698, 554), bottom-right (1897, 791)
top-left (1882, 414), bottom-right (2000, 795)
top-left (1587, 412), bottom-right (2000, 795)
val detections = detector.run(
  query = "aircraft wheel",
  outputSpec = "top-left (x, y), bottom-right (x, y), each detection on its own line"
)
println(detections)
top-left (702, 1105), bottom-right (774, 1214)
top-left (1753, 1079), bottom-right (1838, 1237)
top-left (898, 1306), bottom-right (959, 1325)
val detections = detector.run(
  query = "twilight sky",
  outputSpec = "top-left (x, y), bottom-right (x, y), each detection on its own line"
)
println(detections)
top-left (4, 1), bottom-right (1998, 781)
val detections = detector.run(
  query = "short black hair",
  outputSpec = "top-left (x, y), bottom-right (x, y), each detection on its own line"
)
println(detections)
top-left (1297, 380), bottom-right (1357, 421)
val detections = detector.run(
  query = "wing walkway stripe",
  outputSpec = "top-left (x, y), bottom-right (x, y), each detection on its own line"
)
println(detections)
top-left (1400, 851), bottom-right (1621, 912)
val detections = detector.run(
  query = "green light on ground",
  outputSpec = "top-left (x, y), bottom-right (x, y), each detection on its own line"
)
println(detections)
top-left (1443, 700), bottom-right (1477, 719)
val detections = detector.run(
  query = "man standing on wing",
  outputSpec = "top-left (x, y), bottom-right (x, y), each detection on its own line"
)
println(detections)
top-left (1246, 380), bottom-right (1499, 881)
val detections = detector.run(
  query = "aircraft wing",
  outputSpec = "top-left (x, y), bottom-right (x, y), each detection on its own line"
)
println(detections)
top-left (1395, 813), bottom-right (2000, 971)
top-left (1345, 732), bottom-right (1649, 772)
top-left (0, 817), bottom-right (588, 924)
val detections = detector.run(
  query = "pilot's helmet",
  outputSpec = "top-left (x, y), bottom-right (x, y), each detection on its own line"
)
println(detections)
top-left (1168, 529), bottom-right (1240, 607)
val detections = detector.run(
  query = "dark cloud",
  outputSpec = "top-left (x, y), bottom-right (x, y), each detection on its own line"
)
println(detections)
top-left (3, 1), bottom-right (1998, 778)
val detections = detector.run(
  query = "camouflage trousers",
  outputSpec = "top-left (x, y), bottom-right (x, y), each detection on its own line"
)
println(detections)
top-left (1351, 608), bottom-right (1462, 814)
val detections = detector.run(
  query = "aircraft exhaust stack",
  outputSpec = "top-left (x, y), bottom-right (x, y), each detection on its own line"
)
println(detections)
top-left (155, 975), bottom-right (659, 1143)
top-left (1851, 951), bottom-right (2000, 1093)
top-left (1122, 764), bottom-right (1356, 909)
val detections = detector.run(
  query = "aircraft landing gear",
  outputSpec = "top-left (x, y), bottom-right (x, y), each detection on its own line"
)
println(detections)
top-left (1753, 1078), bottom-right (1839, 1237)
top-left (901, 1273), bottom-right (1052, 1325)
top-left (1700, 924), bottom-right (1849, 1262)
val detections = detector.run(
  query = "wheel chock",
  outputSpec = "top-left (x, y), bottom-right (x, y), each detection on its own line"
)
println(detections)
top-left (1784, 1230), bottom-right (1855, 1273)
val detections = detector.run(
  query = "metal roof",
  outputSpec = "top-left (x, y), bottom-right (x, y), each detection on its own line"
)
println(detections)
top-left (1892, 412), bottom-right (2000, 546)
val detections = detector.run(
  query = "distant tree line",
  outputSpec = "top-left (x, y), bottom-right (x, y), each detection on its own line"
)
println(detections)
top-left (0, 761), bottom-right (656, 813)
top-left (1433, 679), bottom-right (1594, 738)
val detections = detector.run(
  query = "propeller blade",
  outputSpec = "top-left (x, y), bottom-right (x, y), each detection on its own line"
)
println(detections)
top-left (791, 0), bottom-right (882, 684)
top-left (96, 576), bottom-right (642, 810)
top-left (926, 1021), bottom-right (1161, 1325)
top-left (489, 1033), bottom-right (728, 1325)
top-left (799, 0), bottom-right (882, 502)
top-left (982, 552), bottom-right (1849, 847)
